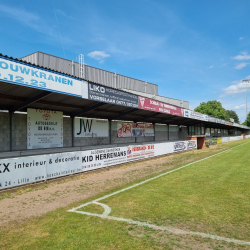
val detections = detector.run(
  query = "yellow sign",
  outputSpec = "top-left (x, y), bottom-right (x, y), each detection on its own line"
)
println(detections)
top-left (217, 137), bottom-right (222, 144)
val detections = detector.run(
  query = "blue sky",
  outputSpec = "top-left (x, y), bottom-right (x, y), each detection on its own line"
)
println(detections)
top-left (1, 0), bottom-right (250, 122)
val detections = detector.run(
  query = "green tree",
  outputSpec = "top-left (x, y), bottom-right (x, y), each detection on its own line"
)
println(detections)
top-left (226, 110), bottom-right (240, 123)
top-left (194, 100), bottom-right (230, 120)
top-left (243, 112), bottom-right (250, 126)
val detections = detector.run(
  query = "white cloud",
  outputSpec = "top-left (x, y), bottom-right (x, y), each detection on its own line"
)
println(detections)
top-left (233, 51), bottom-right (250, 60)
top-left (56, 9), bottom-right (75, 20)
top-left (223, 79), bottom-right (250, 95)
top-left (239, 37), bottom-right (245, 40)
top-left (234, 62), bottom-right (249, 70)
top-left (87, 51), bottom-right (110, 62)
top-left (208, 65), bottom-right (214, 69)
top-left (234, 104), bottom-right (246, 110)
top-left (0, 3), bottom-right (74, 45)
top-left (0, 3), bottom-right (39, 24)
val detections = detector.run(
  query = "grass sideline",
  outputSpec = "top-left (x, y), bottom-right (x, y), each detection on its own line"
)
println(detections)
top-left (1, 139), bottom-right (250, 250)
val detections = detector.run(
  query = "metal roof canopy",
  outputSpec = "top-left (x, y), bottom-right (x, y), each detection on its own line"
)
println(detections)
top-left (0, 80), bottom-right (246, 130)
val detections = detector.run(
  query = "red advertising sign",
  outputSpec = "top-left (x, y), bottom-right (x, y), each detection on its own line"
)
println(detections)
top-left (138, 97), bottom-right (184, 116)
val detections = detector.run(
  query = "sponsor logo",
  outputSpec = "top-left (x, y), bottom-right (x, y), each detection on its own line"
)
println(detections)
top-left (127, 147), bottom-right (132, 155)
top-left (89, 84), bottom-right (105, 93)
top-left (139, 97), bottom-right (145, 107)
top-left (77, 119), bottom-right (93, 135)
top-left (188, 141), bottom-right (196, 149)
top-left (42, 114), bottom-right (51, 120)
top-left (118, 123), bottom-right (132, 137)
top-left (174, 141), bottom-right (186, 151)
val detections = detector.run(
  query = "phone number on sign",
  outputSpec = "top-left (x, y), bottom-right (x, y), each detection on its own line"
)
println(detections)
top-left (0, 74), bottom-right (46, 87)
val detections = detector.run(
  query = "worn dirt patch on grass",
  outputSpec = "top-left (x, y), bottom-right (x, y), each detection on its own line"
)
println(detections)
top-left (0, 143), bottom-right (235, 228)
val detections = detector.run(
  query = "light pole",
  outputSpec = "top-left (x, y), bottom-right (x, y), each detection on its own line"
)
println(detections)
top-left (242, 79), bottom-right (249, 121)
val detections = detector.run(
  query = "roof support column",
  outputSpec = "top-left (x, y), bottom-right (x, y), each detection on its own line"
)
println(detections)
top-left (108, 119), bottom-right (112, 145)
top-left (10, 112), bottom-right (14, 151)
top-left (71, 116), bottom-right (75, 147)
top-left (179, 125), bottom-right (181, 140)
top-left (153, 122), bottom-right (156, 141)
top-left (167, 123), bottom-right (170, 141)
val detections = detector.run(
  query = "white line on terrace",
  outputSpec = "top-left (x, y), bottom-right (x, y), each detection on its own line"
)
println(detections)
top-left (68, 140), bottom-right (250, 245)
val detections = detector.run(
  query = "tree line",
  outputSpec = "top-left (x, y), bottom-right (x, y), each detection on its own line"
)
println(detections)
top-left (194, 100), bottom-right (250, 125)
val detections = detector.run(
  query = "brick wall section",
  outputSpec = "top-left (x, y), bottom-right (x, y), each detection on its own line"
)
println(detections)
top-left (13, 113), bottom-right (27, 150)
top-left (180, 126), bottom-right (188, 140)
top-left (155, 124), bottom-right (168, 141)
top-left (111, 121), bottom-right (135, 144)
top-left (63, 117), bottom-right (72, 147)
top-left (0, 112), bottom-right (10, 151)
top-left (0, 113), bottom-right (189, 152)
top-left (169, 125), bottom-right (179, 140)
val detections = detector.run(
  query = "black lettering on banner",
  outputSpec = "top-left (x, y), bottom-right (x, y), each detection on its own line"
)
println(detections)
top-left (0, 163), bottom-right (10, 173)
top-left (77, 119), bottom-right (93, 135)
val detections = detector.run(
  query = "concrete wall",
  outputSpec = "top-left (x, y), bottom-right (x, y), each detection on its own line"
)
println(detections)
top-left (13, 113), bottom-right (27, 150)
top-left (0, 112), bottom-right (10, 151)
top-left (0, 112), bottom-right (190, 152)
top-left (169, 125), bottom-right (179, 140)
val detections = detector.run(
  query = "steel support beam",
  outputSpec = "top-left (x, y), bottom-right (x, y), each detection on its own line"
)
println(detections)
top-left (9, 91), bottom-right (51, 112)
top-left (71, 103), bottom-right (106, 117)
top-left (109, 108), bottom-right (138, 120)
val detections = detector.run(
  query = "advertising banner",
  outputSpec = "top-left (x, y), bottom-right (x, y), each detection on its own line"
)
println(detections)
top-left (81, 147), bottom-right (127, 171)
top-left (27, 108), bottom-right (63, 149)
top-left (154, 142), bottom-right (173, 156)
top-left (127, 144), bottom-right (155, 161)
top-left (217, 138), bottom-right (222, 144)
top-left (88, 83), bottom-right (138, 108)
top-left (1, 137), bottom-right (246, 190)
top-left (74, 118), bottom-right (108, 137)
top-left (138, 97), bottom-right (183, 116)
top-left (46, 152), bottom-right (82, 179)
top-left (222, 137), bottom-right (230, 143)
top-left (0, 155), bottom-right (47, 189)
top-left (117, 122), bottom-right (154, 137)
top-left (0, 57), bottom-right (86, 98)
top-left (187, 140), bottom-right (197, 149)
top-left (184, 110), bottom-right (208, 121)
top-left (173, 141), bottom-right (187, 152)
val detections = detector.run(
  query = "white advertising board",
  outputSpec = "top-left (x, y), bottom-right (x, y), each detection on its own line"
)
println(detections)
top-left (117, 122), bottom-right (154, 137)
top-left (173, 141), bottom-right (188, 152)
top-left (187, 140), bottom-right (197, 150)
top-left (154, 142), bottom-right (173, 156)
top-left (74, 118), bottom-right (108, 137)
top-left (127, 144), bottom-right (155, 161)
top-left (0, 140), bottom-right (201, 190)
top-left (0, 155), bottom-right (47, 189)
top-left (46, 152), bottom-right (82, 179)
top-left (222, 137), bottom-right (230, 143)
top-left (27, 108), bottom-right (63, 149)
top-left (184, 109), bottom-right (208, 121)
top-left (0, 57), bottom-right (87, 98)
top-left (81, 147), bottom-right (127, 171)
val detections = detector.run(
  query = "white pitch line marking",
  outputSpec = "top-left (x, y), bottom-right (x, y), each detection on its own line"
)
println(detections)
top-left (69, 210), bottom-right (250, 246)
top-left (92, 202), bottom-right (111, 217)
top-left (68, 140), bottom-right (250, 245)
